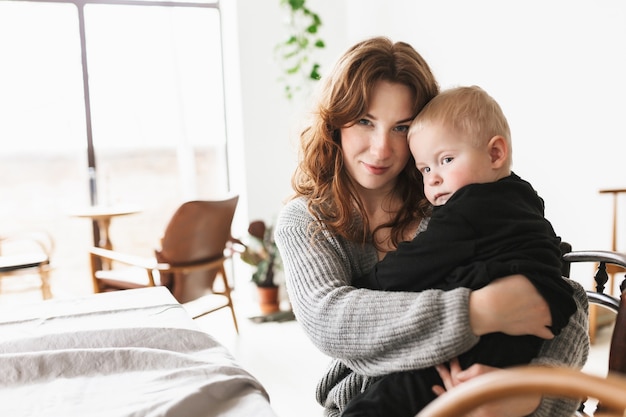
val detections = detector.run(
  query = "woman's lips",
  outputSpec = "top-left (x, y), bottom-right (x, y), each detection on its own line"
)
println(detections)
top-left (363, 162), bottom-right (389, 175)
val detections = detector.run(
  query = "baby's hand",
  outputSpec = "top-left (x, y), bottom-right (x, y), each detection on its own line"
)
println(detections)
top-left (433, 358), bottom-right (540, 417)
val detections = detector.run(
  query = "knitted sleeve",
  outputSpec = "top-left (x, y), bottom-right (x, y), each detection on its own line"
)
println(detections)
top-left (530, 278), bottom-right (590, 416)
top-left (274, 198), bottom-right (479, 376)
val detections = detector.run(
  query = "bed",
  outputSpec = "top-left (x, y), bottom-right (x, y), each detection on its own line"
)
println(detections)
top-left (0, 287), bottom-right (278, 417)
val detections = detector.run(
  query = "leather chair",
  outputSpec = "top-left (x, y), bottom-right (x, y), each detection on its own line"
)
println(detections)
top-left (0, 230), bottom-right (53, 300)
top-left (89, 195), bottom-right (240, 333)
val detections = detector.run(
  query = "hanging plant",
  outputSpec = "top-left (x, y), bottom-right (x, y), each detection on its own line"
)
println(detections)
top-left (275, 0), bottom-right (325, 100)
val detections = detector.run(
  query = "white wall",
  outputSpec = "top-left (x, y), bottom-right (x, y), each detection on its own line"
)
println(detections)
top-left (229, 0), bottom-right (346, 230)
top-left (232, 1), bottom-right (626, 276)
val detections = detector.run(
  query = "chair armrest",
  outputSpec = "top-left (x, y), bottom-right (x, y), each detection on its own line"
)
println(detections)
top-left (563, 250), bottom-right (626, 269)
top-left (588, 291), bottom-right (620, 311)
top-left (90, 247), bottom-right (226, 274)
top-left (417, 366), bottom-right (626, 417)
top-left (564, 250), bottom-right (626, 295)
top-left (89, 247), bottom-right (157, 270)
top-left (1, 231), bottom-right (54, 257)
top-left (151, 256), bottom-right (226, 273)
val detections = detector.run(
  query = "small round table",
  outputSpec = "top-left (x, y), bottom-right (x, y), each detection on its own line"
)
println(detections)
top-left (71, 204), bottom-right (142, 251)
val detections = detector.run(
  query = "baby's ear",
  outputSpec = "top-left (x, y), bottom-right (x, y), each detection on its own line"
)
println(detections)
top-left (488, 135), bottom-right (508, 168)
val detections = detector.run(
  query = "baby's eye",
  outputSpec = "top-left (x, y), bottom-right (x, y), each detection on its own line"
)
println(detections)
top-left (442, 157), bottom-right (454, 165)
top-left (420, 166), bottom-right (431, 174)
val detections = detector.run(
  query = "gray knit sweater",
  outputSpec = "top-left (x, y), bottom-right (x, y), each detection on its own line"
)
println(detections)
top-left (275, 197), bottom-right (589, 417)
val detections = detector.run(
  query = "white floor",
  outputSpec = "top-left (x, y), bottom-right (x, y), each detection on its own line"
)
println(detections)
top-left (0, 274), bottom-right (613, 417)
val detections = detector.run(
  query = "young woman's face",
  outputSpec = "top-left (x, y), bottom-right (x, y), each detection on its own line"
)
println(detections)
top-left (340, 80), bottom-right (414, 195)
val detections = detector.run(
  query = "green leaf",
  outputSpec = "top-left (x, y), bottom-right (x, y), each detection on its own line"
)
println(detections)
top-left (283, 49), bottom-right (302, 59)
top-left (309, 63), bottom-right (321, 80)
top-left (288, 0), bottom-right (305, 11)
top-left (287, 62), bottom-right (302, 74)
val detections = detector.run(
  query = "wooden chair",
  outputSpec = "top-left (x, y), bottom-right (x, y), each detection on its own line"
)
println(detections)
top-left (417, 366), bottom-right (626, 417)
top-left (563, 251), bottom-right (626, 376)
top-left (417, 248), bottom-right (626, 417)
top-left (89, 196), bottom-right (240, 333)
top-left (0, 230), bottom-right (54, 299)
top-left (587, 189), bottom-right (626, 343)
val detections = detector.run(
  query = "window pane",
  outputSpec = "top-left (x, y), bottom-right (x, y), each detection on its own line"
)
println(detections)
top-left (0, 1), bottom-right (95, 299)
top-left (0, 1), bottom-right (230, 302)
top-left (84, 4), bottom-right (229, 254)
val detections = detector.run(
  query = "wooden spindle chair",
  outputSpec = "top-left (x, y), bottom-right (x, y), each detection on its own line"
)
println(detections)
top-left (417, 247), bottom-right (626, 417)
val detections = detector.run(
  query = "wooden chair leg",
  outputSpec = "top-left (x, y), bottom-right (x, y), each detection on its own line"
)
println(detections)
top-left (89, 251), bottom-right (103, 293)
top-left (40, 264), bottom-right (52, 300)
top-left (219, 265), bottom-right (239, 334)
top-left (589, 303), bottom-right (597, 344)
top-left (228, 302), bottom-right (239, 334)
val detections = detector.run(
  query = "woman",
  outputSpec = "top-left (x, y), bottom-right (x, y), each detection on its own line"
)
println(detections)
top-left (274, 37), bottom-right (588, 417)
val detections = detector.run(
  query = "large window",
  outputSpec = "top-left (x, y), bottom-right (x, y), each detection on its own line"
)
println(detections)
top-left (0, 0), bottom-right (229, 298)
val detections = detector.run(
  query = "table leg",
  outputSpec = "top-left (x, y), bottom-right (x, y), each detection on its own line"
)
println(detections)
top-left (96, 217), bottom-right (113, 269)
top-left (96, 218), bottom-right (112, 250)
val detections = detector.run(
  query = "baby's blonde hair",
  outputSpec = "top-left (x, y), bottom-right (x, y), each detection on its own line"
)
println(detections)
top-left (409, 85), bottom-right (512, 166)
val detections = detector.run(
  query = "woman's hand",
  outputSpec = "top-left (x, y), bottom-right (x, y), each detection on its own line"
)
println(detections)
top-left (469, 274), bottom-right (554, 339)
top-left (433, 359), bottom-right (541, 417)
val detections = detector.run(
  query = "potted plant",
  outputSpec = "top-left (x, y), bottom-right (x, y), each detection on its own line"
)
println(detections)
top-left (239, 220), bottom-right (283, 313)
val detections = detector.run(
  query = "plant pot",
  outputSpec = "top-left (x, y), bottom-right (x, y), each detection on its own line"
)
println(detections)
top-left (257, 286), bottom-right (280, 314)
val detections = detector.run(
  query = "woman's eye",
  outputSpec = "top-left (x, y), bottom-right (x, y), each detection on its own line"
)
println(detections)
top-left (394, 125), bottom-right (410, 133)
top-left (357, 119), bottom-right (372, 126)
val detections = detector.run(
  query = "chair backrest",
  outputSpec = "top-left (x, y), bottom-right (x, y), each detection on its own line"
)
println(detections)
top-left (155, 196), bottom-right (239, 265)
top-left (154, 196), bottom-right (238, 304)
top-left (562, 249), bottom-right (626, 376)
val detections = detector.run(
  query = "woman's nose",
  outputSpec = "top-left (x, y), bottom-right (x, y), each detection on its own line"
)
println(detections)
top-left (370, 131), bottom-right (392, 159)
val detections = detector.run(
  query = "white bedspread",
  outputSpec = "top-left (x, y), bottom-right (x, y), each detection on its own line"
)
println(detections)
top-left (0, 288), bottom-right (278, 417)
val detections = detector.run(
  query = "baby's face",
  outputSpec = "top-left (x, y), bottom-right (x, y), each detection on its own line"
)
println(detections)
top-left (409, 122), bottom-right (495, 206)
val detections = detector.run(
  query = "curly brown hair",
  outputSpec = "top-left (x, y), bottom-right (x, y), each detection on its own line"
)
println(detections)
top-left (292, 37), bottom-right (439, 249)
